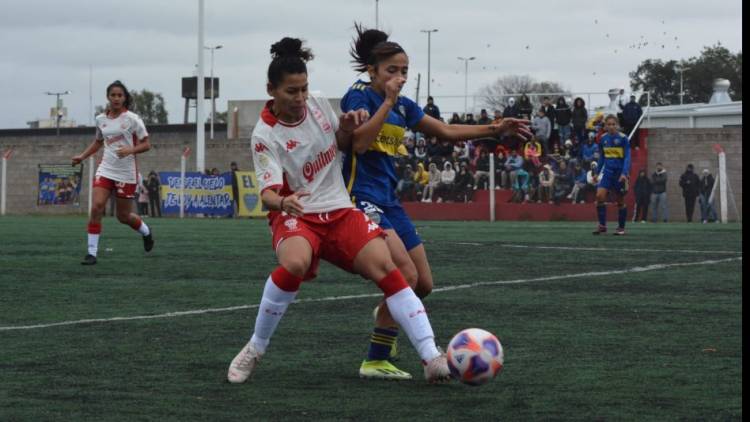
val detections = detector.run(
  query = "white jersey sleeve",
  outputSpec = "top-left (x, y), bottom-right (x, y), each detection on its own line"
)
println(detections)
top-left (251, 133), bottom-right (284, 194)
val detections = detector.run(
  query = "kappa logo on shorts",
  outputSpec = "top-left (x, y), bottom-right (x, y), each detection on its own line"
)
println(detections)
top-left (367, 221), bottom-right (379, 233)
top-left (284, 218), bottom-right (299, 231)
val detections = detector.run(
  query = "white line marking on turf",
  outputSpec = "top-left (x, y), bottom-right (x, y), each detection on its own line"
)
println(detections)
top-left (452, 242), bottom-right (742, 255)
top-left (0, 257), bottom-right (741, 332)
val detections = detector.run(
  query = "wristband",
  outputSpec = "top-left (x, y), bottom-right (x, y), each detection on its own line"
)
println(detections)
top-left (279, 196), bottom-right (286, 211)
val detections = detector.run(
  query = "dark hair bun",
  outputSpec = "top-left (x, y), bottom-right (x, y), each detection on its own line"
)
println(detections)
top-left (270, 37), bottom-right (313, 62)
top-left (351, 23), bottom-right (389, 65)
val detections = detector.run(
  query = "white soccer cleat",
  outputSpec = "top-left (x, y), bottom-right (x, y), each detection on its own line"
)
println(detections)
top-left (227, 341), bottom-right (262, 384)
top-left (423, 350), bottom-right (452, 384)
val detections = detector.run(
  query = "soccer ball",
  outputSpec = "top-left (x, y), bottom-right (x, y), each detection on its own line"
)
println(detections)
top-left (446, 328), bottom-right (504, 386)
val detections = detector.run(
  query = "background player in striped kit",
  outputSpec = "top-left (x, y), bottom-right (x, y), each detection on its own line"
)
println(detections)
top-left (72, 80), bottom-right (154, 265)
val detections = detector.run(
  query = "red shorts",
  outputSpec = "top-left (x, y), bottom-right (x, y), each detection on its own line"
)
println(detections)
top-left (270, 208), bottom-right (385, 281)
top-left (93, 176), bottom-right (137, 199)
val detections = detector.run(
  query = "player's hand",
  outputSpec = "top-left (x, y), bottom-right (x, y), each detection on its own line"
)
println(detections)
top-left (384, 76), bottom-right (406, 105)
top-left (281, 191), bottom-right (310, 217)
top-left (490, 118), bottom-right (533, 141)
top-left (339, 109), bottom-right (370, 133)
top-left (71, 155), bottom-right (84, 166)
top-left (116, 147), bottom-right (133, 158)
top-left (619, 175), bottom-right (628, 183)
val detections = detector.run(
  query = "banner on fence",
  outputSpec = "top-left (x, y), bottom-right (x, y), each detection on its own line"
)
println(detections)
top-left (235, 171), bottom-right (267, 217)
top-left (159, 172), bottom-right (234, 216)
top-left (38, 164), bottom-right (84, 206)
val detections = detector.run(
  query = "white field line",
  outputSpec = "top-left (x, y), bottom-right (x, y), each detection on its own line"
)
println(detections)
top-left (0, 257), bottom-right (741, 332)
top-left (452, 242), bottom-right (742, 255)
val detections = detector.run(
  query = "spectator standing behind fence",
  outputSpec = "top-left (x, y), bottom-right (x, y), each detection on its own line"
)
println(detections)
top-left (435, 161), bottom-right (455, 203)
top-left (650, 162), bottom-right (668, 223)
top-left (568, 161), bottom-right (587, 203)
top-left (511, 168), bottom-right (530, 203)
top-left (476, 109), bottom-right (492, 125)
top-left (679, 164), bottom-right (701, 223)
top-left (504, 149), bottom-right (523, 189)
top-left (555, 97), bottom-right (572, 144)
top-left (518, 94), bottom-right (533, 120)
top-left (423, 96), bottom-right (441, 120)
top-left (632, 169), bottom-right (652, 223)
top-left (146, 171), bottom-right (161, 217)
top-left (449, 113), bottom-right (462, 124)
top-left (538, 164), bottom-right (555, 204)
top-left (571, 97), bottom-right (588, 143)
top-left (619, 95), bottom-right (643, 149)
top-left (454, 162), bottom-right (474, 202)
top-left (473, 148), bottom-right (490, 189)
top-left (503, 98), bottom-right (520, 118)
top-left (136, 172), bottom-right (149, 216)
top-left (531, 108), bottom-right (551, 153)
top-left (553, 161), bottom-right (573, 205)
top-left (541, 97), bottom-right (556, 140)
top-left (699, 169), bottom-right (717, 223)
top-left (421, 162), bottom-right (441, 202)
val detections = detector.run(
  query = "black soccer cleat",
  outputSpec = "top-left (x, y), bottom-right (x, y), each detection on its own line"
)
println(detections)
top-left (143, 233), bottom-right (154, 252)
top-left (81, 254), bottom-right (97, 265)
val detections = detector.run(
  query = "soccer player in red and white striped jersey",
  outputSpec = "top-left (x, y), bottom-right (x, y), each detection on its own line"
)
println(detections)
top-left (72, 80), bottom-right (154, 265)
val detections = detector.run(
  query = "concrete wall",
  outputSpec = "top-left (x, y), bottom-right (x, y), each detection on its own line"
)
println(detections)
top-left (645, 128), bottom-right (742, 222)
top-left (0, 124), bottom-right (252, 215)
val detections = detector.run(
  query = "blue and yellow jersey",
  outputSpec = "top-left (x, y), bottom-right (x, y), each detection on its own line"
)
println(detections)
top-left (340, 80), bottom-right (424, 206)
top-left (597, 131), bottom-right (631, 176)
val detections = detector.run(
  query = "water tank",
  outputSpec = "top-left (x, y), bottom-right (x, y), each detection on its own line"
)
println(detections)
top-left (708, 79), bottom-right (732, 104)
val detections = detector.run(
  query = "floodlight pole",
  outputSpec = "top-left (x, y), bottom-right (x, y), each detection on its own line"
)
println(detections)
top-left (196, 0), bottom-right (206, 173)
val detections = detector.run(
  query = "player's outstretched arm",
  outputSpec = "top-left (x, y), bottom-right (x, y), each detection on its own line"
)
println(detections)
top-left (349, 77), bottom-right (405, 154)
top-left (414, 115), bottom-right (532, 143)
top-left (72, 139), bottom-right (104, 166)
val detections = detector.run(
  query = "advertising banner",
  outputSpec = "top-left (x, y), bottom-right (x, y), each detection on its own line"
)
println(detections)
top-left (38, 164), bottom-right (84, 206)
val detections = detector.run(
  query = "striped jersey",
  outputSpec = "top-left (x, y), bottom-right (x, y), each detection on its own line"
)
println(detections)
top-left (597, 131), bottom-right (631, 176)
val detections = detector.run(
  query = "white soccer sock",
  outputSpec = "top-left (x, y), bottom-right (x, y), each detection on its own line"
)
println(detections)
top-left (137, 220), bottom-right (150, 236)
top-left (385, 288), bottom-right (440, 362)
top-left (87, 233), bottom-right (99, 257)
top-left (250, 275), bottom-right (298, 354)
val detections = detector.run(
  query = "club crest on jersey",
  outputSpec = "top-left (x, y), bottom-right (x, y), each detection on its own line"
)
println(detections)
top-left (614, 139), bottom-right (621, 145)
top-left (302, 143), bottom-right (336, 182)
top-left (312, 108), bottom-right (332, 133)
top-left (286, 139), bottom-right (300, 152)
top-left (254, 143), bottom-right (268, 153)
top-left (284, 218), bottom-right (299, 231)
top-left (263, 171), bottom-right (272, 181)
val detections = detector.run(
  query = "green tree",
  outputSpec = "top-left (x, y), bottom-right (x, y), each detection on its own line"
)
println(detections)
top-left (629, 43), bottom-right (742, 105)
top-left (130, 89), bottom-right (168, 124)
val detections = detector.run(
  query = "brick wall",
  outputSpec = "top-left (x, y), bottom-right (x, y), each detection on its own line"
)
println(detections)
top-left (645, 128), bottom-right (742, 222)
top-left (0, 125), bottom-right (252, 215)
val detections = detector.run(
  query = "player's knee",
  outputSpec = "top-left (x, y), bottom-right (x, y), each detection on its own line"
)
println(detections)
top-left (415, 279), bottom-right (433, 299)
top-left (279, 258), bottom-right (310, 278)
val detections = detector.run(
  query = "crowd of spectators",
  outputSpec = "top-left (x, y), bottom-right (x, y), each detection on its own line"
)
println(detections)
top-left (393, 95), bottom-right (643, 205)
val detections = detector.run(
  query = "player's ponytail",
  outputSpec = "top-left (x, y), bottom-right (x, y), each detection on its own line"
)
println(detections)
top-left (268, 37), bottom-right (314, 87)
top-left (350, 22), bottom-right (405, 73)
top-left (106, 80), bottom-right (133, 110)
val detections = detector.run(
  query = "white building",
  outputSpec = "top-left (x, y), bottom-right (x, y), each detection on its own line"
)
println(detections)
top-left (641, 79), bottom-right (742, 129)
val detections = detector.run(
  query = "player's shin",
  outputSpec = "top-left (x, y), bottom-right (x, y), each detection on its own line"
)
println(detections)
top-left (378, 269), bottom-right (440, 362)
top-left (250, 266), bottom-right (301, 354)
top-left (618, 206), bottom-right (627, 229)
top-left (597, 202), bottom-right (607, 227)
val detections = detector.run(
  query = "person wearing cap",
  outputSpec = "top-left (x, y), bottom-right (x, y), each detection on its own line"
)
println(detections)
top-left (679, 163), bottom-right (701, 222)
top-left (698, 169), bottom-right (717, 223)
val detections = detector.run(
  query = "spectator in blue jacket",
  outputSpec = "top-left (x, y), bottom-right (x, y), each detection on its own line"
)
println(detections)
top-left (580, 133), bottom-right (598, 170)
top-left (503, 148), bottom-right (524, 188)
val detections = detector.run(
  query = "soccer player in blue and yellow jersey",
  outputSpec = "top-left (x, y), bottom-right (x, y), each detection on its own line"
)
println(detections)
top-left (341, 23), bottom-right (531, 380)
top-left (593, 114), bottom-right (631, 235)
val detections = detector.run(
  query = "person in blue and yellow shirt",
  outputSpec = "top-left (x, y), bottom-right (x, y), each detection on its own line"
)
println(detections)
top-left (593, 114), bottom-right (631, 235)
top-left (341, 23), bottom-right (532, 381)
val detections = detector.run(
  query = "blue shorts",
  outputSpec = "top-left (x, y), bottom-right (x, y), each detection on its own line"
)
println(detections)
top-left (355, 200), bottom-right (422, 251)
top-left (597, 166), bottom-right (625, 191)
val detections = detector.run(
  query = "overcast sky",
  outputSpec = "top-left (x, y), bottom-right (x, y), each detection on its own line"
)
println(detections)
top-left (0, 0), bottom-right (742, 129)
